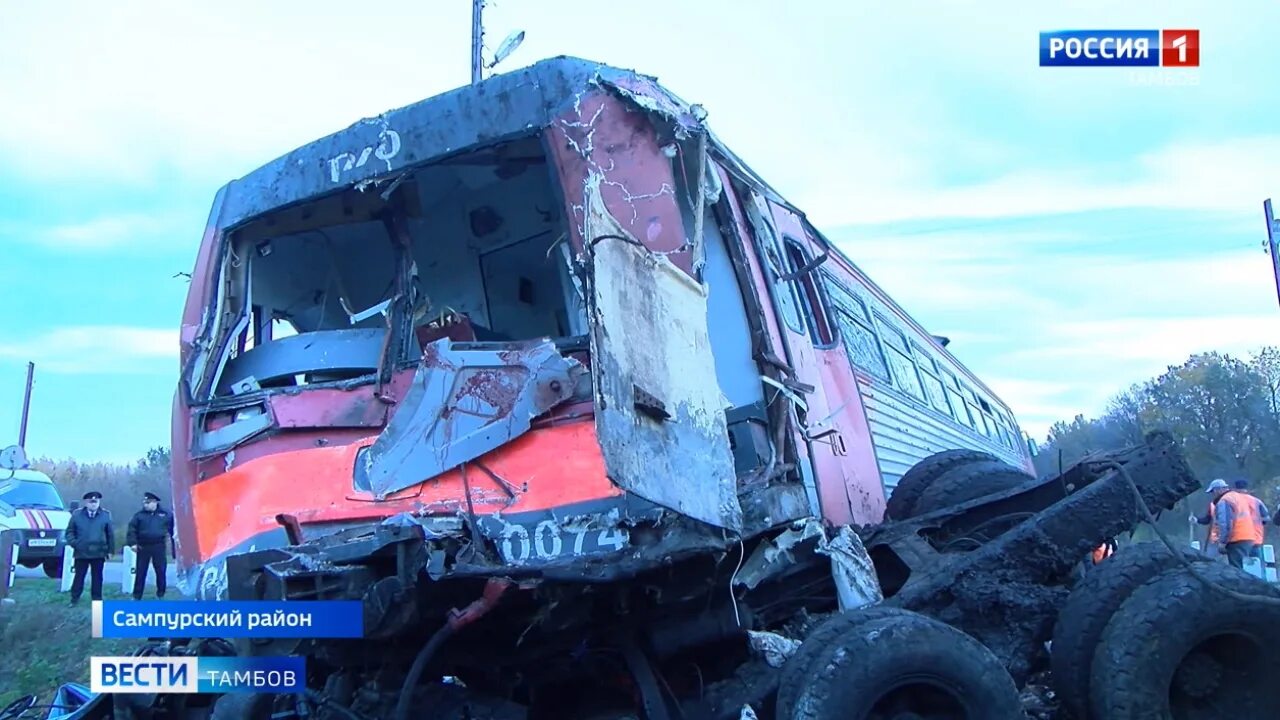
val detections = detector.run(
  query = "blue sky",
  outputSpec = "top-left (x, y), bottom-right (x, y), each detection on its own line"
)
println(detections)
top-left (1, 1), bottom-right (1278, 462)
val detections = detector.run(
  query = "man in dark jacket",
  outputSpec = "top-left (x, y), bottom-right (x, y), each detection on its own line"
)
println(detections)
top-left (127, 491), bottom-right (175, 600)
top-left (65, 490), bottom-right (114, 605)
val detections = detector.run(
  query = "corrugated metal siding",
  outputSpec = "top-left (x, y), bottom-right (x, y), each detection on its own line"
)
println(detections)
top-left (859, 376), bottom-right (1025, 493)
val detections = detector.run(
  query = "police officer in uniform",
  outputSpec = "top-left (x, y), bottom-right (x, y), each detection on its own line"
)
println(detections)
top-left (66, 490), bottom-right (114, 606)
top-left (127, 491), bottom-right (175, 600)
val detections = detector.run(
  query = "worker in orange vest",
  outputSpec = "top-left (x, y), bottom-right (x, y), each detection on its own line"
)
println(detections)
top-left (1214, 479), bottom-right (1271, 569)
top-left (1091, 538), bottom-right (1116, 565)
top-left (1191, 478), bottom-right (1229, 554)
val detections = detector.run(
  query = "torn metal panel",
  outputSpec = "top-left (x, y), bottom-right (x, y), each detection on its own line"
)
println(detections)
top-left (584, 174), bottom-right (743, 532)
top-left (597, 75), bottom-right (704, 139)
top-left (735, 519), bottom-right (825, 591)
top-left (267, 386), bottom-right (390, 429)
top-left (734, 518), bottom-right (882, 613)
top-left (190, 401), bottom-right (275, 458)
top-left (361, 338), bottom-right (584, 499)
top-left (215, 328), bottom-right (386, 395)
top-left (748, 631), bottom-right (802, 669)
top-left (816, 525), bottom-right (883, 611)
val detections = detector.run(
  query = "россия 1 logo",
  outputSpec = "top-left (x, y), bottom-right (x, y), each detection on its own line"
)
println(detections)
top-left (1040, 30), bottom-right (1199, 67)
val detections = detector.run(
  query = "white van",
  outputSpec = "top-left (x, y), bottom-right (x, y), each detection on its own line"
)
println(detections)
top-left (0, 462), bottom-right (72, 578)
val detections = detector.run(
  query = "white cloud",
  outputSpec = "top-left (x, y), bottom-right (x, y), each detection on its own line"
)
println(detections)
top-left (802, 136), bottom-right (1280, 226)
top-left (0, 326), bottom-right (177, 374)
top-left (1011, 315), bottom-right (1280, 366)
top-left (979, 377), bottom-right (1088, 437)
top-left (989, 313), bottom-right (1280, 437)
top-left (37, 214), bottom-right (175, 250)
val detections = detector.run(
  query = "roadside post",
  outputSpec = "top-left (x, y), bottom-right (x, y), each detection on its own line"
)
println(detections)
top-left (122, 545), bottom-right (139, 594)
top-left (0, 530), bottom-right (16, 633)
top-left (59, 544), bottom-right (74, 592)
top-left (1253, 544), bottom-right (1279, 583)
top-left (0, 529), bottom-right (17, 600)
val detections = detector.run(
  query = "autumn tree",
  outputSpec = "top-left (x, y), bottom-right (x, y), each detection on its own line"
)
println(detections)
top-left (1036, 348), bottom-right (1280, 546)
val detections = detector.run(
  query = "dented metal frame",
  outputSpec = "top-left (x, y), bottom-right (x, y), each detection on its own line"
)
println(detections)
top-left (359, 339), bottom-right (585, 499)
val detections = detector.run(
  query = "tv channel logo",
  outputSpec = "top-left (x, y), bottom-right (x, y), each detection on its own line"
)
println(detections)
top-left (91, 656), bottom-right (305, 694)
top-left (91, 657), bottom-right (198, 694)
top-left (1040, 30), bottom-right (1199, 67)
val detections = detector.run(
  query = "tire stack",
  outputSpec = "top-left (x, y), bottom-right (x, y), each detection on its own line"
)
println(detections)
top-left (885, 449), bottom-right (1034, 522)
top-left (1050, 542), bottom-right (1280, 719)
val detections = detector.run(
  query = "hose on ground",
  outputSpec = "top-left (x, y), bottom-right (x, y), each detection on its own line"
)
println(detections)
top-left (1103, 460), bottom-right (1280, 607)
top-left (392, 623), bottom-right (456, 720)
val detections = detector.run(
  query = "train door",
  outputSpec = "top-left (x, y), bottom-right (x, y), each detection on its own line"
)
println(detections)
top-left (728, 183), bottom-right (860, 525)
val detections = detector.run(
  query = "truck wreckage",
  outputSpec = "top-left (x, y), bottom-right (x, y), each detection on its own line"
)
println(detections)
top-left (32, 57), bottom-right (1280, 720)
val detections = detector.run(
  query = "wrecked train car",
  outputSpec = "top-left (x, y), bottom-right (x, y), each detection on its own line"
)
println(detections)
top-left (174, 55), bottom-right (1032, 606)
top-left (146, 57), bottom-right (1279, 720)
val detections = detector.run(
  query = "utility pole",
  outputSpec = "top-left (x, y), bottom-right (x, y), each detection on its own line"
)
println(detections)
top-left (471, 0), bottom-right (484, 85)
top-left (17, 362), bottom-right (33, 449)
top-left (1265, 199), bottom-right (1280, 308)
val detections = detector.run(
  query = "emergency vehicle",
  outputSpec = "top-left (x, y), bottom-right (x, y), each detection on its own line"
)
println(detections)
top-left (0, 448), bottom-right (70, 578)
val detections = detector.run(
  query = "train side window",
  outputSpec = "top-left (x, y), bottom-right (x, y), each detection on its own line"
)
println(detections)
top-left (759, 231), bottom-right (806, 336)
top-left (783, 238), bottom-right (836, 347)
top-left (823, 276), bottom-right (890, 380)
top-left (963, 386), bottom-right (989, 436)
top-left (995, 410), bottom-right (1019, 450)
top-left (911, 342), bottom-right (952, 417)
top-left (941, 370), bottom-right (975, 428)
top-left (875, 314), bottom-right (925, 401)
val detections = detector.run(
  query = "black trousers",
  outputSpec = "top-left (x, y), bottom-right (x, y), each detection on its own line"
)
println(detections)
top-left (71, 557), bottom-right (105, 601)
top-left (1225, 541), bottom-right (1259, 569)
top-left (133, 542), bottom-right (168, 599)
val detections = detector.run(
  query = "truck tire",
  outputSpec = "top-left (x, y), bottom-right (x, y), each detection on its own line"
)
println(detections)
top-left (776, 605), bottom-right (914, 718)
top-left (1089, 562), bottom-right (1280, 720)
top-left (782, 611), bottom-right (1023, 720)
top-left (1050, 542), bottom-right (1211, 719)
top-left (885, 449), bottom-right (999, 520)
top-left (912, 460), bottom-right (1033, 517)
top-left (42, 557), bottom-right (62, 578)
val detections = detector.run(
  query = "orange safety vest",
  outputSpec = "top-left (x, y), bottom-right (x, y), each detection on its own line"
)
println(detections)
top-left (1219, 491), bottom-right (1265, 545)
top-left (1091, 543), bottom-right (1114, 564)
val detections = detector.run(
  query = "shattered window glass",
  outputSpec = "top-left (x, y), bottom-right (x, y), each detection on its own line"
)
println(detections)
top-left (911, 344), bottom-right (952, 416)
top-left (821, 274), bottom-right (888, 379)
top-left (886, 348), bottom-right (924, 400)
top-left (920, 371), bottom-right (950, 416)
top-left (835, 309), bottom-right (889, 380)
top-left (875, 315), bottom-right (925, 400)
top-left (763, 242), bottom-right (806, 335)
top-left (875, 314), bottom-right (908, 353)
top-left (821, 273), bottom-right (871, 324)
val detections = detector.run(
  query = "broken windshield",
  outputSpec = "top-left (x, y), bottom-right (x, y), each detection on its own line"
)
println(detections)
top-left (193, 134), bottom-right (588, 401)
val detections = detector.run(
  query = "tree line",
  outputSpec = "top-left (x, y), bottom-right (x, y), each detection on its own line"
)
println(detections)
top-left (28, 446), bottom-right (172, 547)
top-left (1033, 347), bottom-right (1280, 547)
